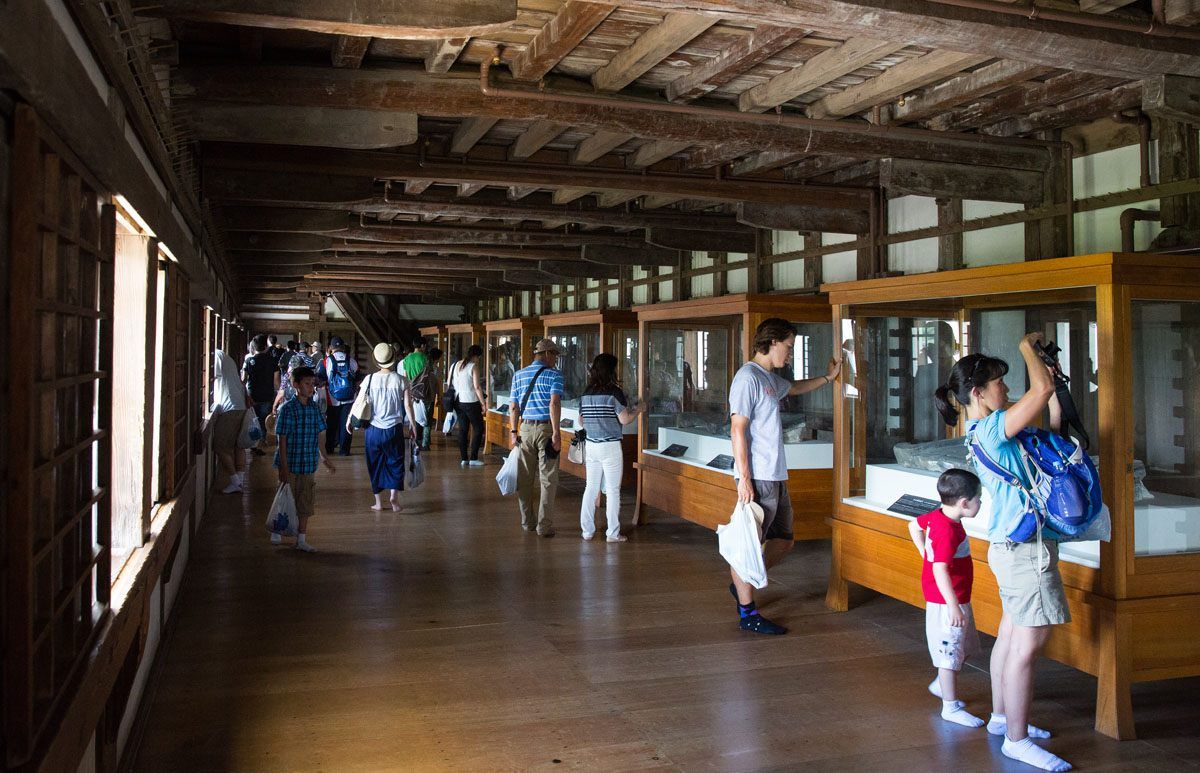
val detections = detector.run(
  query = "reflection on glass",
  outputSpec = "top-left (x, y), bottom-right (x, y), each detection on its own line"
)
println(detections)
top-left (423, 333), bottom-right (438, 351)
top-left (489, 332), bottom-right (519, 405)
top-left (449, 332), bottom-right (471, 366)
top-left (775, 321), bottom-right (835, 443)
top-left (547, 328), bottom-right (600, 407)
top-left (1133, 300), bottom-right (1200, 556)
top-left (645, 318), bottom-right (740, 449)
top-left (619, 328), bottom-right (638, 399)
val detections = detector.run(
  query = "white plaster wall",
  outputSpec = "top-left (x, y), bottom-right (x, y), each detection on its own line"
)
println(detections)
top-left (726, 253), bottom-right (748, 293)
top-left (887, 195), bottom-right (938, 274)
top-left (632, 267), bottom-right (648, 304)
top-left (1073, 142), bottom-right (1164, 254)
top-left (771, 229), bottom-right (806, 290)
top-left (690, 251), bottom-right (714, 297)
top-left (658, 266), bottom-right (674, 301)
top-left (822, 233), bottom-right (859, 283)
top-left (963, 200), bottom-right (1025, 267)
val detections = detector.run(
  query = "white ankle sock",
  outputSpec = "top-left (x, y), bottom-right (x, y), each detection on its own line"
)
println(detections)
top-left (988, 713), bottom-right (1052, 738)
top-left (941, 700), bottom-right (984, 728)
top-left (1001, 736), bottom-right (1072, 771)
top-left (928, 677), bottom-right (943, 699)
top-left (297, 533), bottom-right (307, 545)
top-left (270, 533), bottom-right (282, 544)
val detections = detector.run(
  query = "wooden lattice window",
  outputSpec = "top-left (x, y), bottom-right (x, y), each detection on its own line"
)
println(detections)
top-left (4, 105), bottom-right (113, 764)
top-left (164, 261), bottom-right (191, 496)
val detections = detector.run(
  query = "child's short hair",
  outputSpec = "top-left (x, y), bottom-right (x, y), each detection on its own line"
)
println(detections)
top-left (291, 366), bottom-right (315, 383)
top-left (937, 468), bottom-right (981, 505)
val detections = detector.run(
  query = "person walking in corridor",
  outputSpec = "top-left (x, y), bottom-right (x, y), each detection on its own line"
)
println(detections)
top-left (510, 339), bottom-right (564, 537)
top-left (274, 366), bottom-right (335, 552)
top-left (321, 336), bottom-right (358, 456)
top-left (450, 344), bottom-right (487, 466)
top-left (213, 349), bottom-right (251, 494)
top-left (242, 334), bottom-right (279, 457)
top-left (354, 343), bottom-right (417, 512)
top-left (579, 353), bottom-right (645, 543)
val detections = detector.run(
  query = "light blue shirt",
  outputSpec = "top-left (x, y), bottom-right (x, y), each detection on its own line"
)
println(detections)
top-left (511, 363), bottom-right (563, 421)
top-left (967, 410), bottom-right (1036, 543)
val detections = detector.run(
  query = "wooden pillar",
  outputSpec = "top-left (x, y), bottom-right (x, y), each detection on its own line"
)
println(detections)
top-left (802, 231), bottom-right (823, 290)
top-left (673, 251), bottom-right (689, 302)
top-left (1027, 135), bottom-right (1072, 260)
top-left (1157, 117), bottom-right (1200, 232)
top-left (711, 251), bottom-right (727, 297)
top-left (936, 198), bottom-right (964, 271)
top-left (619, 266), bottom-right (633, 309)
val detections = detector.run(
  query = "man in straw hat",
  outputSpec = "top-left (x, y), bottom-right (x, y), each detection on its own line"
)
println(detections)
top-left (509, 338), bottom-right (564, 537)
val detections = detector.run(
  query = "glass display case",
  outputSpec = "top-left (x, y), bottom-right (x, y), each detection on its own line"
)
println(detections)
top-left (541, 309), bottom-right (639, 483)
top-left (419, 324), bottom-right (446, 355)
top-left (445, 322), bottom-right (484, 370)
top-left (483, 317), bottom-right (544, 452)
top-left (633, 294), bottom-right (836, 540)
top-left (823, 253), bottom-right (1200, 740)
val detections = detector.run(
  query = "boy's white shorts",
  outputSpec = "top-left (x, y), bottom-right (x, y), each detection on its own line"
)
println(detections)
top-left (926, 601), bottom-right (981, 671)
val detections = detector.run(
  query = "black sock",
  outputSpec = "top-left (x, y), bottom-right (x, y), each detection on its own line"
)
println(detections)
top-left (738, 601), bottom-right (758, 618)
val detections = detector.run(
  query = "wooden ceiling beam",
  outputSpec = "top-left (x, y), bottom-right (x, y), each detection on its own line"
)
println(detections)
top-left (204, 170), bottom-right (375, 204)
top-left (186, 102), bottom-right (418, 148)
top-left (890, 60), bottom-right (1054, 125)
top-left (404, 180), bottom-right (433, 196)
top-left (450, 116), bottom-right (498, 155)
top-left (570, 129), bottom-right (632, 165)
top-left (507, 185), bottom-right (540, 200)
top-left (591, 12), bottom-right (718, 93)
top-left (1142, 75), bottom-right (1200, 124)
top-left (583, 243), bottom-right (680, 266)
top-left (928, 71), bottom-right (1124, 131)
top-left (623, 0), bottom-right (1200, 79)
top-left (738, 37), bottom-right (906, 113)
top-left (666, 24), bottom-right (809, 103)
top-left (626, 139), bottom-right (691, 169)
top-left (806, 50), bottom-right (991, 120)
top-left (227, 252), bottom-right (531, 271)
top-left (737, 202), bottom-right (869, 233)
top-left (181, 65), bottom-right (1052, 170)
top-left (1165, 0), bottom-right (1200, 25)
top-left (551, 188), bottom-right (591, 205)
top-left (879, 158), bottom-right (1044, 204)
top-left (510, 120), bottom-right (569, 159)
top-left (148, 0), bottom-right (517, 39)
top-left (785, 155), bottom-right (863, 180)
top-left (203, 144), bottom-right (877, 208)
top-left (510, 1), bottom-right (615, 82)
top-left (425, 37), bottom-right (469, 74)
top-left (457, 182), bottom-right (487, 197)
top-left (332, 36), bottom-right (370, 68)
top-left (982, 82), bottom-right (1142, 136)
top-left (730, 150), bottom-right (806, 176)
top-left (220, 207), bottom-right (351, 233)
top-left (595, 191), bottom-right (639, 208)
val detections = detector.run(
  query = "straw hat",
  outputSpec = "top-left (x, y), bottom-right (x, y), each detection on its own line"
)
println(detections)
top-left (533, 338), bottom-right (560, 355)
top-left (373, 342), bottom-right (398, 369)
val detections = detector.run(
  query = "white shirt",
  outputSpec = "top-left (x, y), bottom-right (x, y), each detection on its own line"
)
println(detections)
top-left (365, 370), bottom-right (409, 429)
top-left (452, 361), bottom-right (480, 404)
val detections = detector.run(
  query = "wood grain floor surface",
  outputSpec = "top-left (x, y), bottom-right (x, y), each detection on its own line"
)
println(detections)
top-left (130, 439), bottom-right (1200, 772)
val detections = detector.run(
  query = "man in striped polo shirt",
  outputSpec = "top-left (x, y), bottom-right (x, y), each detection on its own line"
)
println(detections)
top-left (510, 338), bottom-right (565, 537)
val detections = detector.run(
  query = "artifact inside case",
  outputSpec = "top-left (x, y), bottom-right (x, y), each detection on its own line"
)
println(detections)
top-left (844, 299), bottom-right (1200, 563)
top-left (488, 332), bottom-right (521, 408)
top-left (642, 317), bottom-right (835, 473)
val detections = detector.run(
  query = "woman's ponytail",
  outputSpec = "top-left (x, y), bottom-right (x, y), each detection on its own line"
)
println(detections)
top-left (934, 383), bottom-right (958, 425)
top-left (932, 353), bottom-right (1009, 425)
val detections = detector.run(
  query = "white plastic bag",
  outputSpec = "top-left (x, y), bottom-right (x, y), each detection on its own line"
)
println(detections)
top-left (237, 410), bottom-right (262, 448)
top-left (407, 445), bottom-right (426, 489)
top-left (496, 446), bottom-right (520, 496)
top-left (265, 484), bottom-right (299, 536)
top-left (1058, 503), bottom-right (1112, 543)
top-left (717, 501), bottom-right (768, 589)
top-left (413, 400), bottom-right (428, 428)
top-left (442, 411), bottom-right (456, 434)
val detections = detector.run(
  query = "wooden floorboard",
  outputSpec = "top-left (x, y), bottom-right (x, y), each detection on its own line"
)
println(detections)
top-left (130, 437), bottom-right (1200, 772)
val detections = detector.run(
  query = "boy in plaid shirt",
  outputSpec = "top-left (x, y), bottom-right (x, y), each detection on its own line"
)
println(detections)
top-left (274, 367), bottom-right (335, 551)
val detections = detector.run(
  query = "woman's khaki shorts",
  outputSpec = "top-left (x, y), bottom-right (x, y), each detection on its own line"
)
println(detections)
top-left (213, 409), bottom-right (246, 451)
top-left (988, 540), bottom-right (1071, 627)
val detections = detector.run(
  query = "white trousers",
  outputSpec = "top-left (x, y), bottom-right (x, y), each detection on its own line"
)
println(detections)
top-left (580, 441), bottom-right (623, 539)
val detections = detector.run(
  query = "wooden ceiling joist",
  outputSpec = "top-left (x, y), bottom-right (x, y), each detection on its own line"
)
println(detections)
top-left (666, 24), bottom-right (809, 103)
top-left (981, 81), bottom-right (1142, 137)
top-left (737, 37), bottom-right (906, 113)
top-left (450, 116), bottom-right (498, 154)
top-left (331, 36), bottom-right (370, 68)
top-left (425, 37), bottom-right (469, 74)
top-left (806, 50), bottom-right (991, 120)
top-left (627, 139), bottom-right (691, 168)
top-left (889, 60), bottom-right (1054, 125)
top-left (180, 65), bottom-right (1052, 170)
top-left (590, 12), bottom-right (719, 93)
top-left (570, 130), bottom-right (633, 164)
top-left (928, 71), bottom-right (1124, 132)
top-left (509, 1), bottom-right (615, 82)
top-left (510, 120), bottom-right (569, 159)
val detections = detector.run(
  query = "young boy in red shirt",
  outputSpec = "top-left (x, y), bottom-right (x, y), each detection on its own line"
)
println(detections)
top-left (908, 468), bottom-right (984, 728)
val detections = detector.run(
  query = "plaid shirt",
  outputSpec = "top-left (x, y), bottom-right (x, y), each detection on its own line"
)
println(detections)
top-left (273, 396), bottom-right (326, 474)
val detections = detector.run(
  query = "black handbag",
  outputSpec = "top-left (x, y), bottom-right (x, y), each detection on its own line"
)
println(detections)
top-left (442, 361), bottom-right (460, 413)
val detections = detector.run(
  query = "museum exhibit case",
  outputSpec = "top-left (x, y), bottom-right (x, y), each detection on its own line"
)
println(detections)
top-left (445, 322), bottom-right (485, 368)
top-left (633, 294), bottom-right (835, 540)
top-left (483, 317), bottom-right (544, 453)
top-left (540, 309), bottom-right (639, 484)
top-left (822, 252), bottom-right (1200, 740)
top-left (419, 325), bottom-right (448, 422)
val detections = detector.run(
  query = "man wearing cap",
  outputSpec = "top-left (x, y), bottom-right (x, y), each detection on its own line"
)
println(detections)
top-left (320, 336), bottom-right (359, 456)
top-left (510, 338), bottom-right (564, 537)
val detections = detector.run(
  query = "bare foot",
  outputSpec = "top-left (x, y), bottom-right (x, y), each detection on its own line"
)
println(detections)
top-left (370, 503), bottom-right (384, 511)
top-left (391, 503), bottom-right (402, 512)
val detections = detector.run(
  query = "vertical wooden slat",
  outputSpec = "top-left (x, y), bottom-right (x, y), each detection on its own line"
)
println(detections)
top-left (1097, 282), bottom-right (1132, 600)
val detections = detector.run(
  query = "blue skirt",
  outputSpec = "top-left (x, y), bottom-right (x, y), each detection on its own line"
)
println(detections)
top-left (365, 425), bottom-right (405, 493)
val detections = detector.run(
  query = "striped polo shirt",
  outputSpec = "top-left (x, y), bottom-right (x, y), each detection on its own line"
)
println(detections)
top-left (580, 385), bottom-right (628, 442)
top-left (510, 363), bottom-right (563, 421)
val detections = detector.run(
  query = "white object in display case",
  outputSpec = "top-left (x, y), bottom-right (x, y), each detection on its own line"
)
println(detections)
top-left (644, 426), bottom-right (833, 476)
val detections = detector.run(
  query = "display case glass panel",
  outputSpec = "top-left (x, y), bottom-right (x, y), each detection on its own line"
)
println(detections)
top-left (422, 332), bottom-right (439, 351)
top-left (777, 321), bottom-right (836, 443)
top-left (619, 327), bottom-right (639, 399)
top-left (1132, 299), bottom-right (1200, 556)
top-left (488, 332), bottom-right (521, 407)
top-left (844, 293), bottom-right (1108, 566)
top-left (546, 327), bottom-right (600, 407)
top-left (449, 332), bottom-right (471, 365)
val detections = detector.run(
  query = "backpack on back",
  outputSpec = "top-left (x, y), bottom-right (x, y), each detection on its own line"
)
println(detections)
top-left (410, 364), bottom-right (434, 402)
top-left (328, 355), bottom-right (356, 401)
top-left (968, 426), bottom-right (1105, 542)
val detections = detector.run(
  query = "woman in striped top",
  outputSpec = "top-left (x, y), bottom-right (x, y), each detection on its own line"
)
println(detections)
top-left (579, 353), bottom-right (645, 543)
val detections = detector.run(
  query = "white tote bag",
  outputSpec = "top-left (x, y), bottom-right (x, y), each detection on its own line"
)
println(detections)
top-left (496, 446), bottom-right (520, 496)
top-left (237, 410), bottom-right (261, 449)
top-left (442, 411), bottom-right (457, 434)
top-left (717, 501), bottom-right (768, 589)
top-left (265, 484), bottom-right (299, 536)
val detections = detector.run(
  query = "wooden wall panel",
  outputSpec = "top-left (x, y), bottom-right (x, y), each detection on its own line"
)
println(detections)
top-left (4, 104), bottom-right (113, 766)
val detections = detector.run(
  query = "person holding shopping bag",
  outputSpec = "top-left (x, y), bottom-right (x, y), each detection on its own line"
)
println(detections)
top-left (578, 353), bottom-right (644, 543)
top-left (351, 343), bottom-right (418, 512)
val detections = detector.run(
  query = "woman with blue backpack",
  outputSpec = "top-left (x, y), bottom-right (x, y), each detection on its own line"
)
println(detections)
top-left (934, 332), bottom-right (1073, 773)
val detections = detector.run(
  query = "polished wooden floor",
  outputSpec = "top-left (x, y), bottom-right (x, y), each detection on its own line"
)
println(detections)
top-left (130, 437), bottom-right (1200, 772)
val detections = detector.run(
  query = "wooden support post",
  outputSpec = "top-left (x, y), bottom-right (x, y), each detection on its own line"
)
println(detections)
top-left (619, 265), bottom-right (633, 309)
top-left (673, 252), bottom-right (689, 301)
top-left (802, 231), bottom-right (823, 290)
top-left (1027, 135), bottom-right (1072, 259)
top-left (936, 198), bottom-right (964, 271)
top-left (1157, 117), bottom-right (1200, 230)
top-left (711, 251), bottom-right (727, 297)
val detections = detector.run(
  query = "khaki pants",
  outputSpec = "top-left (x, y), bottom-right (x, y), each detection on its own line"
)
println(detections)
top-left (517, 421), bottom-right (559, 533)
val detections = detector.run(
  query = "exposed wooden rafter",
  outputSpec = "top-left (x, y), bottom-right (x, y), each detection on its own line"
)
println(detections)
top-left (509, 2), bottom-right (615, 81)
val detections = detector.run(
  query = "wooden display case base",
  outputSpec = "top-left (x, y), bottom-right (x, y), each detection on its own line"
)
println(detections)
top-left (484, 410), bottom-right (514, 455)
top-left (634, 452), bottom-right (832, 541)
top-left (827, 513), bottom-right (1200, 741)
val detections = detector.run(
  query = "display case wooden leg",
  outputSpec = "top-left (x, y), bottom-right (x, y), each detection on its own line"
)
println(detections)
top-left (825, 523), bottom-right (850, 612)
top-left (633, 467), bottom-right (644, 526)
top-left (1095, 610), bottom-right (1136, 740)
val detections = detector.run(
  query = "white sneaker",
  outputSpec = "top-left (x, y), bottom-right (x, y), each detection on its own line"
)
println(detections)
top-left (606, 535), bottom-right (628, 543)
top-left (468, 460), bottom-right (484, 467)
top-left (460, 461), bottom-right (468, 468)
top-left (270, 533), bottom-right (282, 545)
top-left (222, 479), bottom-right (242, 494)
top-left (581, 533), bottom-right (595, 541)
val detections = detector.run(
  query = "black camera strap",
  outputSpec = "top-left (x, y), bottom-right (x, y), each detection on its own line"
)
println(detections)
top-left (1035, 342), bottom-right (1091, 450)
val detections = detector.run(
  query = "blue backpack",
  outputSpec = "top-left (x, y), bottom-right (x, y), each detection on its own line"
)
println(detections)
top-left (328, 356), bottom-right (355, 401)
top-left (968, 426), bottom-right (1104, 542)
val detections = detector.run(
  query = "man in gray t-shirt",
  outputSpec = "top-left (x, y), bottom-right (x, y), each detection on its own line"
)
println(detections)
top-left (727, 318), bottom-right (840, 636)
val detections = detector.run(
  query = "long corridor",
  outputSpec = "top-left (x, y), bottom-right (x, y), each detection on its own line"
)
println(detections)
top-left (129, 438), bottom-right (1200, 772)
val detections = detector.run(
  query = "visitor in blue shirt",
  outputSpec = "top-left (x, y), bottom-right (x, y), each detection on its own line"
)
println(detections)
top-left (934, 332), bottom-right (1071, 772)
top-left (509, 339), bottom-right (565, 537)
